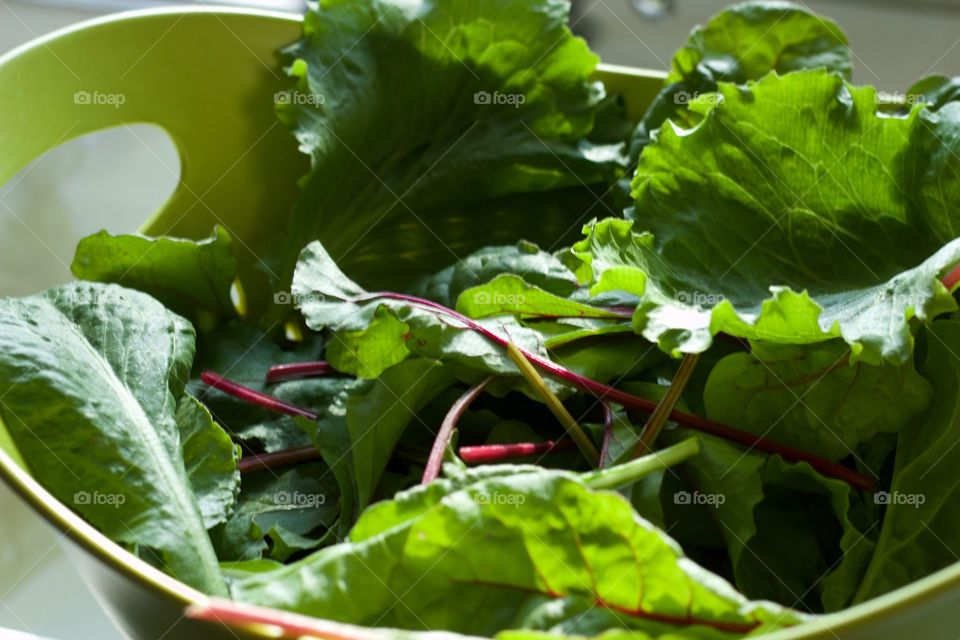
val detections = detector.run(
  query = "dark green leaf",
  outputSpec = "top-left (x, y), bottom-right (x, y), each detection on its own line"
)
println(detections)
top-left (0, 283), bottom-right (226, 595)
top-left (177, 393), bottom-right (241, 529)
top-left (268, 0), bottom-right (627, 293)
top-left (856, 320), bottom-right (960, 602)
top-left (72, 227), bottom-right (237, 329)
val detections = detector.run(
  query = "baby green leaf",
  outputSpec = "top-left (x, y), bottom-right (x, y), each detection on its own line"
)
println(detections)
top-left (576, 71), bottom-right (960, 363)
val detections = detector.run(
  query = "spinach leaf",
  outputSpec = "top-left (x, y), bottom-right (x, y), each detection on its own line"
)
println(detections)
top-left (177, 393), bottom-right (241, 529)
top-left (72, 227), bottom-right (237, 329)
top-left (0, 282), bottom-right (228, 595)
top-left (213, 462), bottom-right (339, 562)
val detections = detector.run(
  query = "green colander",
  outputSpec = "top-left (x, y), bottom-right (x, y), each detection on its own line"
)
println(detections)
top-left (0, 6), bottom-right (958, 640)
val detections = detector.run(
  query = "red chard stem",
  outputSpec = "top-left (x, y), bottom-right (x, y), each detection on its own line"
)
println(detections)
top-left (200, 371), bottom-right (318, 420)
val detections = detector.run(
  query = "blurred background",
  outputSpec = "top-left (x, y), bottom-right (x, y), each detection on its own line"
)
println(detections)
top-left (1, 0), bottom-right (959, 638)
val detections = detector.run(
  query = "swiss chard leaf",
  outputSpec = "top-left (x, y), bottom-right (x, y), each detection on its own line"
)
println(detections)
top-left (269, 0), bottom-right (627, 293)
top-left (574, 71), bottom-right (960, 363)
top-left (72, 227), bottom-right (237, 329)
top-left (232, 466), bottom-right (802, 636)
top-left (456, 274), bottom-right (626, 320)
top-left (293, 241), bottom-right (553, 381)
top-left (703, 341), bottom-right (932, 461)
top-left (189, 323), bottom-right (333, 453)
top-left (343, 359), bottom-right (454, 509)
top-left (0, 282), bottom-right (228, 595)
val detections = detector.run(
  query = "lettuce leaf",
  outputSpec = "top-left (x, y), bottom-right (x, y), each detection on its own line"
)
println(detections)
top-left (569, 70), bottom-right (960, 363)
top-left (631, 1), bottom-right (850, 154)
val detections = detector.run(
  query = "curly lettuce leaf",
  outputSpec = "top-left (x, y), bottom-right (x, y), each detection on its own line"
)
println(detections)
top-left (0, 283), bottom-right (227, 595)
top-left (232, 466), bottom-right (802, 636)
top-left (631, 1), bottom-right (850, 154)
top-left (573, 71), bottom-right (960, 363)
top-left (270, 0), bottom-right (628, 293)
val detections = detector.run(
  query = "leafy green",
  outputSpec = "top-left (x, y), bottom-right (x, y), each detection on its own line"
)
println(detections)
top-left (856, 320), bottom-right (960, 602)
top-left (415, 242), bottom-right (579, 308)
top-left (456, 274), bottom-right (625, 320)
top-left (571, 70), bottom-right (960, 363)
top-left (293, 241), bottom-right (552, 381)
top-left (177, 393), bottom-right (242, 529)
top-left (703, 341), bottom-right (932, 461)
top-left (905, 75), bottom-right (960, 111)
top-left (189, 323), bottom-right (333, 453)
top-left (0, 282), bottom-right (228, 595)
top-left (341, 359), bottom-right (454, 508)
top-left (268, 0), bottom-right (628, 294)
top-left (631, 1), bottom-right (850, 153)
top-left (213, 462), bottom-right (339, 562)
top-left (72, 227), bottom-right (237, 329)
top-left (232, 466), bottom-right (802, 636)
